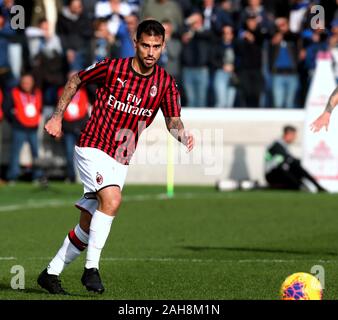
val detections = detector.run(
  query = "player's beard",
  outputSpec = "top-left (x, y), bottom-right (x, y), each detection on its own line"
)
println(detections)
top-left (138, 53), bottom-right (156, 71)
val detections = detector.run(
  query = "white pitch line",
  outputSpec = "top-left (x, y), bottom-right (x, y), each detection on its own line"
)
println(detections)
top-left (3, 256), bottom-right (337, 264)
top-left (0, 200), bottom-right (72, 212)
top-left (0, 192), bottom-right (229, 213)
top-left (99, 257), bottom-right (338, 264)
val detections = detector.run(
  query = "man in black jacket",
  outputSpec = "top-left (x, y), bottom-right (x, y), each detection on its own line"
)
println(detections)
top-left (265, 125), bottom-right (326, 192)
top-left (236, 13), bottom-right (266, 107)
top-left (57, 0), bottom-right (93, 71)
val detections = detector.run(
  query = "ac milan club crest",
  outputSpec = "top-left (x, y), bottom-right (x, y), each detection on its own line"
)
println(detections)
top-left (96, 172), bottom-right (103, 185)
top-left (150, 85), bottom-right (157, 97)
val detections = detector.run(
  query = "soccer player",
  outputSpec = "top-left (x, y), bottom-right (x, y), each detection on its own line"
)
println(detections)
top-left (311, 86), bottom-right (338, 132)
top-left (37, 20), bottom-right (194, 295)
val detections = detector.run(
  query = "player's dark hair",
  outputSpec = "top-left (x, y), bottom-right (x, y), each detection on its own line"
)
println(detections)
top-left (283, 125), bottom-right (297, 135)
top-left (136, 19), bottom-right (165, 41)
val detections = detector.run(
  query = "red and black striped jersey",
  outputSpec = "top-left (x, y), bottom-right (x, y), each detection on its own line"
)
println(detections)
top-left (77, 57), bottom-right (181, 165)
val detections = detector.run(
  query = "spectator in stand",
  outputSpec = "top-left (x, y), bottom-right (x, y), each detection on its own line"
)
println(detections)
top-left (214, 0), bottom-right (234, 32)
top-left (92, 13), bottom-right (138, 61)
top-left (141, 0), bottom-right (183, 34)
top-left (181, 12), bottom-right (212, 107)
top-left (126, 0), bottom-right (141, 14)
top-left (262, 0), bottom-right (290, 19)
top-left (301, 27), bottom-right (329, 78)
top-left (236, 13), bottom-right (265, 108)
top-left (116, 13), bottom-right (139, 58)
top-left (26, 18), bottom-right (65, 106)
top-left (329, 18), bottom-right (338, 83)
top-left (160, 19), bottom-right (182, 82)
top-left (31, 0), bottom-right (63, 35)
top-left (57, 0), bottom-right (93, 71)
top-left (4, 73), bottom-right (43, 183)
top-left (0, 11), bottom-right (15, 90)
top-left (91, 18), bottom-right (117, 62)
top-left (0, 0), bottom-right (12, 20)
top-left (333, 0), bottom-right (338, 21)
top-left (211, 24), bottom-right (236, 108)
top-left (95, 0), bottom-right (132, 19)
top-left (270, 17), bottom-right (300, 108)
top-left (198, 0), bottom-right (223, 34)
top-left (174, 0), bottom-right (193, 18)
top-left (0, 0), bottom-right (22, 83)
top-left (81, 0), bottom-right (99, 20)
top-left (239, 0), bottom-right (273, 34)
top-left (95, 0), bottom-right (132, 38)
top-left (58, 72), bottom-right (90, 183)
top-left (289, 0), bottom-right (310, 34)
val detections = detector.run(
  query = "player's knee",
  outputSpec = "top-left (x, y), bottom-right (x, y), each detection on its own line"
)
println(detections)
top-left (97, 186), bottom-right (122, 216)
top-left (99, 194), bottom-right (122, 216)
top-left (101, 199), bottom-right (121, 215)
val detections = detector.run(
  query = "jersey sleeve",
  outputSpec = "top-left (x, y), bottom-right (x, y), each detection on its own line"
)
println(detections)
top-left (160, 77), bottom-right (181, 117)
top-left (78, 59), bottom-right (110, 86)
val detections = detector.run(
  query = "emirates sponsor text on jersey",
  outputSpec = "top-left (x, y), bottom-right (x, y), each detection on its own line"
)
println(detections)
top-left (107, 93), bottom-right (153, 117)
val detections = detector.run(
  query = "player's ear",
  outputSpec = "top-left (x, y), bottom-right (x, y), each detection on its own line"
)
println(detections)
top-left (133, 38), bottom-right (137, 49)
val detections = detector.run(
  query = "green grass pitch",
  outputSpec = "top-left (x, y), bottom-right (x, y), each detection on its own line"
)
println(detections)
top-left (0, 183), bottom-right (338, 300)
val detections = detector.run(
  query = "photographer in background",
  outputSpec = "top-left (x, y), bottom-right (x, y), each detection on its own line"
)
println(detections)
top-left (264, 125), bottom-right (326, 192)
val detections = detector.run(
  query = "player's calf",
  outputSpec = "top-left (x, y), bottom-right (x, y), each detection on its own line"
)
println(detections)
top-left (83, 186), bottom-right (122, 293)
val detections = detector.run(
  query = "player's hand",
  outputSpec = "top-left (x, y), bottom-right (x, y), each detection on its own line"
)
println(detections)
top-left (44, 116), bottom-right (63, 139)
top-left (310, 112), bottom-right (331, 132)
top-left (183, 130), bottom-right (194, 152)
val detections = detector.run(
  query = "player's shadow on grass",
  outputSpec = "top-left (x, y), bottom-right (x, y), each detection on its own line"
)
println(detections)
top-left (0, 283), bottom-right (89, 298)
top-left (0, 283), bottom-right (42, 294)
top-left (181, 246), bottom-right (338, 257)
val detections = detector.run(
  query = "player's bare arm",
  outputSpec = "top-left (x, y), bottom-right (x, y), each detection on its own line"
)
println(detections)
top-left (311, 85), bottom-right (338, 132)
top-left (44, 74), bottom-right (82, 138)
top-left (165, 117), bottom-right (194, 152)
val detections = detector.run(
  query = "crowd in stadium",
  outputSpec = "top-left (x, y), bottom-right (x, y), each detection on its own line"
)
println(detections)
top-left (0, 0), bottom-right (336, 184)
top-left (0, 0), bottom-right (337, 110)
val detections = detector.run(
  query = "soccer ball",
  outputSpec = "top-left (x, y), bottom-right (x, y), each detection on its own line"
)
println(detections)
top-left (280, 272), bottom-right (323, 300)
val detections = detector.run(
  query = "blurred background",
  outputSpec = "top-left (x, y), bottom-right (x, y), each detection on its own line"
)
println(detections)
top-left (0, 0), bottom-right (337, 188)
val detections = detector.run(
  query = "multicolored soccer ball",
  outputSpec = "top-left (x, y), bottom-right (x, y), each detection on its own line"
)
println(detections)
top-left (281, 272), bottom-right (323, 300)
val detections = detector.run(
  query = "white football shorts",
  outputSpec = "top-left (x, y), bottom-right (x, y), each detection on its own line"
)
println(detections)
top-left (74, 146), bottom-right (128, 215)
